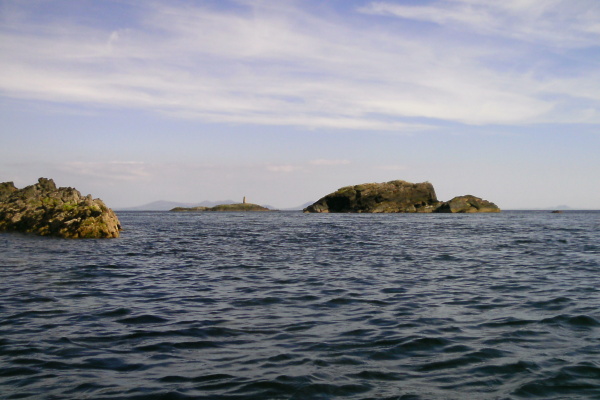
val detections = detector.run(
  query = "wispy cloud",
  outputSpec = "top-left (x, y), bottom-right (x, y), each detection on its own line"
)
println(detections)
top-left (55, 161), bottom-right (153, 181)
top-left (309, 159), bottom-right (351, 166)
top-left (360, 0), bottom-right (600, 47)
top-left (376, 164), bottom-right (407, 171)
top-left (0, 0), bottom-right (598, 129)
top-left (265, 164), bottom-right (303, 173)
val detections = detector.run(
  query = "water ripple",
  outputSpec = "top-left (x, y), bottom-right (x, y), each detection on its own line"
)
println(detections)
top-left (1, 211), bottom-right (599, 399)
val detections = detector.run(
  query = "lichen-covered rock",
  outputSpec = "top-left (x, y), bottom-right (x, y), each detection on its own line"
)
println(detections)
top-left (0, 178), bottom-right (122, 238)
top-left (304, 180), bottom-right (439, 213)
top-left (0, 181), bottom-right (18, 201)
top-left (434, 195), bottom-right (500, 213)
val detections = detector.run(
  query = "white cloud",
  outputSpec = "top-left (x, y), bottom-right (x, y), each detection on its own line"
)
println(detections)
top-left (309, 159), bottom-right (351, 166)
top-left (266, 164), bottom-right (302, 173)
top-left (361, 0), bottom-right (600, 48)
top-left (54, 161), bottom-right (153, 181)
top-left (376, 165), bottom-right (408, 171)
top-left (0, 0), bottom-right (599, 129)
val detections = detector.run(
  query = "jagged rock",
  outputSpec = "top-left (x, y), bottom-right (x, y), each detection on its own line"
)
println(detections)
top-left (303, 180), bottom-right (439, 213)
top-left (303, 180), bottom-right (501, 213)
top-left (0, 181), bottom-right (17, 201)
top-left (171, 203), bottom-right (271, 212)
top-left (434, 195), bottom-right (500, 213)
top-left (0, 178), bottom-right (122, 238)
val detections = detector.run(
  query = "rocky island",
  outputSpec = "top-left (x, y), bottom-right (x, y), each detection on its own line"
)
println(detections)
top-left (0, 178), bottom-right (122, 238)
top-left (171, 200), bottom-right (272, 212)
top-left (303, 180), bottom-right (500, 213)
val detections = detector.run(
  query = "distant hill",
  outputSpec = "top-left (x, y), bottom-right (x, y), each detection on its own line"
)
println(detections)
top-left (118, 200), bottom-right (236, 211)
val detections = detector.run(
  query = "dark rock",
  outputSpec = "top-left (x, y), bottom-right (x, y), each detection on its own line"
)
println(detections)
top-left (434, 195), bottom-right (500, 213)
top-left (0, 181), bottom-right (17, 201)
top-left (304, 180), bottom-right (439, 213)
top-left (304, 180), bottom-right (501, 213)
top-left (0, 178), bottom-right (122, 238)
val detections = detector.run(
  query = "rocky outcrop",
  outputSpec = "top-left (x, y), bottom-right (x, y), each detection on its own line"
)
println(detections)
top-left (304, 180), bottom-right (500, 213)
top-left (0, 181), bottom-right (18, 201)
top-left (304, 180), bottom-right (439, 213)
top-left (0, 178), bottom-right (122, 238)
top-left (171, 206), bottom-right (210, 212)
top-left (434, 195), bottom-right (500, 213)
top-left (171, 203), bottom-right (272, 212)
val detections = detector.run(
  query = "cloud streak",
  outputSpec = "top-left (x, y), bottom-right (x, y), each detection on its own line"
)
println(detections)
top-left (361, 0), bottom-right (600, 47)
top-left (0, 0), bottom-right (598, 130)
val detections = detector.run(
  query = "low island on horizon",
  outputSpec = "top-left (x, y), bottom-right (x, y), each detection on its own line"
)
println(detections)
top-left (171, 197), bottom-right (274, 212)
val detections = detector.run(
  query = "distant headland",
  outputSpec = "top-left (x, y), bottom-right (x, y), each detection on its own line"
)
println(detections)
top-left (304, 180), bottom-right (500, 213)
top-left (0, 178), bottom-right (122, 238)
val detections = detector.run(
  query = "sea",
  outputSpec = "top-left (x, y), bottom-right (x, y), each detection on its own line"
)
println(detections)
top-left (1, 210), bottom-right (599, 400)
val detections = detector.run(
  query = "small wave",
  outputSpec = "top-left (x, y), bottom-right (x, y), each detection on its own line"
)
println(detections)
top-left (483, 329), bottom-right (549, 345)
top-left (117, 314), bottom-right (169, 324)
top-left (79, 357), bottom-right (145, 372)
top-left (478, 317), bottom-right (536, 328)
top-left (231, 297), bottom-right (284, 307)
top-left (417, 348), bottom-right (507, 372)
top-left (434, 254), bottom-right (462, 262)
top-left (471, 360), bottom-right (540, 376)
top-left (135, 340), bottom-right (221, 352)
top-left (347, 370), bottom-right (406, 381)
top-left (0, 366), bottom-right (38, 377)
top-left (541, 314), bottom-right (600, 328)
top-left (158, 373), bottom-right (235, 384)
top-left (513, 363), bottom-right (600, 398)
top-left (21, 295), bottom-right (57, 303)
top-left (282, 321), bottom-right (318, 332)
top-left (397, 337), bottom-right (453, 352)
top-left (526, 296), bottom-right (573, 311)
top-left (97, 307), bottom-right (131, 317)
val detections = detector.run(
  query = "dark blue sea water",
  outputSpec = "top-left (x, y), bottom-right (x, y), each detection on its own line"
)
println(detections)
top-left (1, 211), bottom-right (599, 399)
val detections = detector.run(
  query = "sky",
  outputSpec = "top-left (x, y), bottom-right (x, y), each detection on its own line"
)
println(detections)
top-left (1, 0), bottom-right (599, 210)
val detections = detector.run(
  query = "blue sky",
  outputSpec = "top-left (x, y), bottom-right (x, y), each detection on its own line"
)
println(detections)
top-left (1, 0), bottom-right (599, 209)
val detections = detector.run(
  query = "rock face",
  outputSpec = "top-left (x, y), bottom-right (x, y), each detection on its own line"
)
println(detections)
top-left (304, 180), bottom-right (500, 213)
top-left (304, 180), bottom-right (439, 213)
top-left (171, 203), bottom-right (271, 212)
top-left (0, 178), bottom-right (122, 238)
top-left (434, 195), bottom-right (500, 213)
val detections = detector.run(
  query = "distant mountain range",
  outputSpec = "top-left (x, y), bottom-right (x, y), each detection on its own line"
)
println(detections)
top-left (117, 200), bottom-right (313, 211)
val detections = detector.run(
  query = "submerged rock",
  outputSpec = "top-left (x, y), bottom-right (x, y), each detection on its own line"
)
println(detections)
top-left (304, 180), bottom-right (500, 213)
top-left (0, 178), bottom-right (122, 238)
